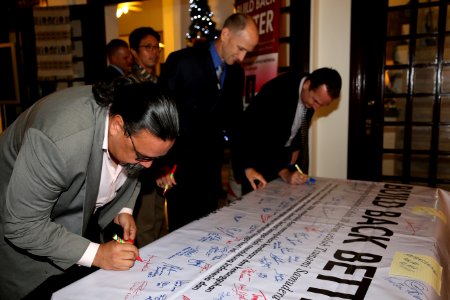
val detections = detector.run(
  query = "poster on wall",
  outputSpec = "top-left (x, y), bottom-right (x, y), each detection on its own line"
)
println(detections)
top-left (235, 0), bottom-right (281, 104)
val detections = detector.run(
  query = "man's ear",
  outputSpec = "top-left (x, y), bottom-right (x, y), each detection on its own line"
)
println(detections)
top-left (109, 115), bottom-right (125, 136)
top-left (130, 48), bottom-right (139, 60)
top-left (221, 27), bottom-right (231, 42)
top-left (304, 79), bottom-right (311, 89)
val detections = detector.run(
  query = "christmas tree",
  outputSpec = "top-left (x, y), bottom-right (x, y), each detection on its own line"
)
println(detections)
top-left (186, 0), bottom-right (218, 46)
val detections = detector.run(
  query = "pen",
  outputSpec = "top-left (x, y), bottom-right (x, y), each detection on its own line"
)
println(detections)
top-left (294, 164), bottom-right (304, 175)
top-left (294, 164), bottom-right (316, 184)
top-left (112, 234), bottom-right (143, 262)
top-left (163, 164), bottom-right (177, 196)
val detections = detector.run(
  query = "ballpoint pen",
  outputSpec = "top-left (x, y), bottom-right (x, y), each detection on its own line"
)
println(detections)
top-left (294, 164), bottom-right (316, 184)
top-left (294, 164), bottom-right (304, 175)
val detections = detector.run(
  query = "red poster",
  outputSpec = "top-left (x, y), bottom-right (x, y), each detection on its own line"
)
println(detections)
top-left (235, 0), bottom-right (281, 56)
top-left (235, 0), bottom-right (281, 103)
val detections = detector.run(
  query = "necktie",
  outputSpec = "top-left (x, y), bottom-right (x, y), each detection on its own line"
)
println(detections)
top-left (216, 62), bottom-right (224, 88)
top-left (299, 107), bottom-right (309, 172)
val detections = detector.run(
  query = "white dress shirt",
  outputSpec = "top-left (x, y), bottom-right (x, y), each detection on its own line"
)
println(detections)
top-left (285, 77), bottom-right (307, 147)
top-left (77, 115), bottom-right (132, 267)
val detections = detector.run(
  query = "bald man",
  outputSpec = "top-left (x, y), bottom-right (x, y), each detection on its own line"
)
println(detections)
top-left (158, 13), bottom-right (259, 231)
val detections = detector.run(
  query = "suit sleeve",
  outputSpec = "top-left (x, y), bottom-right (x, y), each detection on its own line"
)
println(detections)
top-left (240, 79), bottom-right (276, 170)
top-left (226, 66), bottom-right (246, 183)
top-left (158, 52), bottom-right (180, 97)
top-left (3, 128), bottom-right (90, 269)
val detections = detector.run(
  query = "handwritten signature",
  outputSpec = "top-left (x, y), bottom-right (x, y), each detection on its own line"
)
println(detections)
top-left (385, 277), bottom-right (430, 300)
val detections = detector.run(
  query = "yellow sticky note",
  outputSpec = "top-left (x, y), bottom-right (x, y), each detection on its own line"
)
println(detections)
top-left (412, 206), bottom-right (447, 224)
top-left (389, 252), bottom-right (442, 296)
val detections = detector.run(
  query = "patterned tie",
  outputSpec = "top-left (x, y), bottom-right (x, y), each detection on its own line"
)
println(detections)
top-left (216, 62), bottom-right (224, 88)
top-left (299, 107), bottom-right (309, 172)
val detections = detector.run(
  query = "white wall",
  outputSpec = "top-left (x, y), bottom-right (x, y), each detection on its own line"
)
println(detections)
top-left (209, 0), bottom-right (235, 29)
top-left (162, 0), bottom-right (184, 59)
top-left (104, 5), bottom-right (118, 46)
top-left (309, 0), bottom-right (351, 179)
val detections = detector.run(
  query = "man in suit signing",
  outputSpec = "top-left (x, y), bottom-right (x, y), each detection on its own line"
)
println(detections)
top-left (241, 68), bottom-right (342, 194)
top-left (158, 13), bottom-right (259, 231)
top-left (0, 80), bottom-right (179, 299)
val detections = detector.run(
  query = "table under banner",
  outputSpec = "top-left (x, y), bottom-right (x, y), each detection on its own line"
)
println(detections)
top-left (52, 178), bottom-right (450, 300)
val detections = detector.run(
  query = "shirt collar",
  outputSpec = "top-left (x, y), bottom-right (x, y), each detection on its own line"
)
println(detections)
top-left (209, 41), bottom-right (223, 70)
top-left (103, 113), bottom-right (124, 171)
top-left (110, 64), bottom-right (124, 75)
top-left (103, 113), bottom-right (109, 151)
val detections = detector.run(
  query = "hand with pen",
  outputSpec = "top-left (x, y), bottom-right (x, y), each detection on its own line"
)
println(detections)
top-left (156, 164), bottom-right (177, 195)
top-left (279, 164), bottom-right (309, 185)
top-left (92, 213), bottom-right (141, 270)
top-left (280, 150), bottom-right (310, 185)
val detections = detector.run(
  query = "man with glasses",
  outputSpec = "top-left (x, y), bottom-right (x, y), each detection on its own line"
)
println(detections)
top-left (0, 80), bottom-right (179, 299)
top-left (127, 26), bottom-right (168, 248)
top-left (129, 26), bottom-right (161, 84)
top-left (240, 68), bottom-right (342, 195)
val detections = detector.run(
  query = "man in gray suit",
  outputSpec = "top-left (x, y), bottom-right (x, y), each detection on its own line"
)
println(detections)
top-left (0, 80), bottom-right (179, 299)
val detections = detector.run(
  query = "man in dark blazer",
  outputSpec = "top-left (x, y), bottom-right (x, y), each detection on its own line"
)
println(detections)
top-left (0, 81), bottom-right (179, 299)
top-left (158, 13), bottom-right (259, 231)
top-left (241, 68), bottom-right (342, 194)
top-left (103, 38), bottom-right (133, 83)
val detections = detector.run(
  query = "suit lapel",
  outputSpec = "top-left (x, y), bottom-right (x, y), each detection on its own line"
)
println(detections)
top-left (82, 109), bottom-right (107, 233)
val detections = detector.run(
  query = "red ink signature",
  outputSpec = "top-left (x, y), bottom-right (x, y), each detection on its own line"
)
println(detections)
top-left (260, 214), bottom-right (272, 223)
top-left (124, 281), bottom-right (147, 299)
top-left (141, 255), bottom-right (155, 272)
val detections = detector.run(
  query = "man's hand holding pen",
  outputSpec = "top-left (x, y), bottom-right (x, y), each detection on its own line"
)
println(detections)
top-left (156, 164), bottom-right (177, 195)
top-left (278, 164), bottom-right (308, 185)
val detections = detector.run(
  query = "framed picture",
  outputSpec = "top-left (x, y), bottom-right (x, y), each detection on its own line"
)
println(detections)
top-left (0, 43), bottom-right (20, 104)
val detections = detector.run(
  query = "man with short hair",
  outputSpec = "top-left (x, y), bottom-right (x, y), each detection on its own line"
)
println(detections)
top-left (240, 68), bottom-right (342, 194)
top-left (104, 38), bottom-right (133, 83)
top-left (129, 27), bottom-right (161, 84)
top-left (158, 13), bottom-right (259, 231)
top-left (0, 80), bottom-right (179, 299)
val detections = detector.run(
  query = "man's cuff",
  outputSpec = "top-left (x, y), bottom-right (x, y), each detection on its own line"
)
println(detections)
top-left (119, 207), bottom-right (133, 215)
top-left (77, 242), bottom-right (100, 267)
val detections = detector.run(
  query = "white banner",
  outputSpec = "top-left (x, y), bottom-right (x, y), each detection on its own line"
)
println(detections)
top-left (53, 178), bottom-right (450, 300)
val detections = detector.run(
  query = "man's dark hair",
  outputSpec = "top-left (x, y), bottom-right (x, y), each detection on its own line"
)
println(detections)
top-left (106, 38), bottom-right (129, 60)
top-left (129, 27), bottom-right (161, 52)
top-left (92, 79), bottom-right (179, 141)
top-left (308, 67), bottom-right (342, 99)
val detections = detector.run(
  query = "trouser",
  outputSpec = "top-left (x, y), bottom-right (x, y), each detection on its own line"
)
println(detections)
top-left (134, 189), bottom-right (166, 248)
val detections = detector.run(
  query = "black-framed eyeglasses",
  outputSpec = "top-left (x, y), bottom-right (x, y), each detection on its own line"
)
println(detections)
top-left (139, 44), bottom-right (160, 52)
top-left (126, 129), bottom-right (159, 162)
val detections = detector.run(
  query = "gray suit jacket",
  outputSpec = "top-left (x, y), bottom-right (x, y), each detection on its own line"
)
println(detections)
top-left (0, 85), bottom-right (140, 298)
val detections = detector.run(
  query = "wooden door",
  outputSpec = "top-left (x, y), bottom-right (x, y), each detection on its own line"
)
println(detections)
top-left (348, 0), bottom-right (450, 190)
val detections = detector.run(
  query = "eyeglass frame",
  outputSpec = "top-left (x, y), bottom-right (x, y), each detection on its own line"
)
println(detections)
top-left (125, 127), bottom-right (160, 162)
top-left (138, 44), bottom-right (161, 52)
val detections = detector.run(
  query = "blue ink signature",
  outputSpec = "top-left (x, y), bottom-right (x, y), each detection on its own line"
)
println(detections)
top-left (385, 277), bottom-right (430, 300)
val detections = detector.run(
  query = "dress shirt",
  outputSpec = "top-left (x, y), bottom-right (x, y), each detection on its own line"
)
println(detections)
top-left (77, 114), bottom-right (132, 267)
top-left (285, 77), bottom-right (307, 147)
top-left (209, 42), bottom-right (226, 88)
